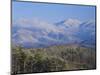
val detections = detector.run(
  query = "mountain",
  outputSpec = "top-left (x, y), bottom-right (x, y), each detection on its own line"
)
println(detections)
top-left (12, 18), bottom-right (96, 48)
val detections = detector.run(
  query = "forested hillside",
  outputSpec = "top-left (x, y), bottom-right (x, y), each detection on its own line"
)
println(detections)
top-left (12, 45), bottom-right (96, 75)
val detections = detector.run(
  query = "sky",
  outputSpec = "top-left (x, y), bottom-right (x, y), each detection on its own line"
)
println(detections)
top-left (12, 1), bottom-right (96, 23)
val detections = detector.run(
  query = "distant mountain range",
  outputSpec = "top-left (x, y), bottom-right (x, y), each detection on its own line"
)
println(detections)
top-left (12, 18), bottom-right (96, 48)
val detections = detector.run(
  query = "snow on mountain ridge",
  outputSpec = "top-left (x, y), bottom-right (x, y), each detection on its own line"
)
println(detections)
top-left (12, 18), bottom-right (95, 48)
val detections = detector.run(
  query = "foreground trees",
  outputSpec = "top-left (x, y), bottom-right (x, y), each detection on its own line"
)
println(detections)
top-left (12, 46), bottom-right (96, 75)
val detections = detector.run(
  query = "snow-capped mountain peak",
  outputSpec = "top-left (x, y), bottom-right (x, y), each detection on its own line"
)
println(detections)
top-left (12, 18), bottom-right (96, 48)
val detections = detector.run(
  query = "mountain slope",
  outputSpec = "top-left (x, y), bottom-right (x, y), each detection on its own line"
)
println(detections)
top-left (12, 18), bottom-right (96, 48)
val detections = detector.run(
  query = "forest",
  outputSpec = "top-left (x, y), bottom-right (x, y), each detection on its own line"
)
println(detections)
top-left (11, 45), bottom-right (96, 75)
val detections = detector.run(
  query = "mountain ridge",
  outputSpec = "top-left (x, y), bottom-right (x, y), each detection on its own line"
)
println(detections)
top-left (12, 18), bottom-right (96, 48)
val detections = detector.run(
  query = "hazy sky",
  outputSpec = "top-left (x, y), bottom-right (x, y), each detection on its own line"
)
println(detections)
top-left (12, 1), bottom-right (96, 23)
